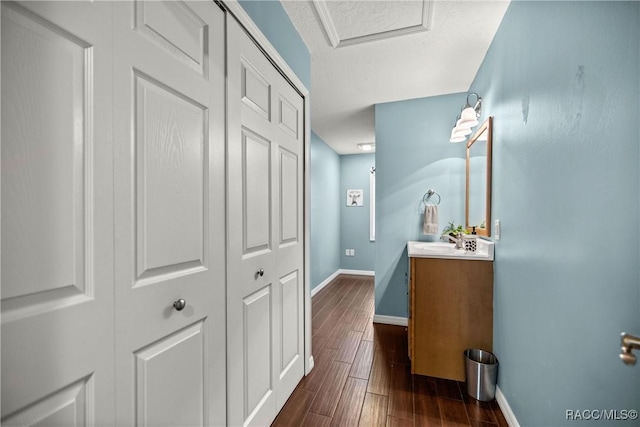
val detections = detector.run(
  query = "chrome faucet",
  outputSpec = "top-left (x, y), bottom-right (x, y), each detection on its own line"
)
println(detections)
top-left (442, 233), bottom-right (464, 250)
top-left (620, 332), bottom-right (640, 365)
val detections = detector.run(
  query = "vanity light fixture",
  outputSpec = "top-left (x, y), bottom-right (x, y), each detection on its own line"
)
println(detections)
top-left (449, 127), bottom-right (470, 143)
top-left (449, 93), bottom-right (482, 143)
top-left (357, 143), bottom-right (375, 152)
top-left (449, 116), bottom-right (472, 143)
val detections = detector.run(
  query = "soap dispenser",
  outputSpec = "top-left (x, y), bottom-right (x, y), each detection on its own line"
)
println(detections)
top-left (465, 227), bottom-right (478, 252)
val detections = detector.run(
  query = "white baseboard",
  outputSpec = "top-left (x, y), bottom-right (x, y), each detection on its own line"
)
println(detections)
top-left (496, 386), bottom-right (520, 427)
top-left (306, 356), bottom-right (315, 375)
top-left (311, 270), bottom-right (341, 297)
top-left (311, 269), bottom-right (375, 298)
top-left (373, 314), bottom-right (408, 326)
top-left (338, 269), bottom-right (375, 276)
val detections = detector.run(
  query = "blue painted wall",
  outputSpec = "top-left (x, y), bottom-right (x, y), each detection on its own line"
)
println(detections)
top-left (467, 1), bottom-right (640, 425)
top-left (310, 132), bottom-right (341, 289)
top-left (240, 5), bottom-right (640, 421)
top-left (374, 94), bottom-right (467, 317)
top-left (237, 0), bottom-right (311, 89)
top-left (340, 154), bottom-right (376, 271)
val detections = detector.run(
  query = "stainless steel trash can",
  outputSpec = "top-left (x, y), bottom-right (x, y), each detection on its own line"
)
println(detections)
top-left (464, 349), bottom-right (498, 401)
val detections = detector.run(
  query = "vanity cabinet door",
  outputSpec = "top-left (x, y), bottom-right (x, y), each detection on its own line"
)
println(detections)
top-left (410, 257), bottom-right (493, 381)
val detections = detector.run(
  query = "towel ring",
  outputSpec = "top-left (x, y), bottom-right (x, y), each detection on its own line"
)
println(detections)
top-left (422, 189), bottom-right (441, 206)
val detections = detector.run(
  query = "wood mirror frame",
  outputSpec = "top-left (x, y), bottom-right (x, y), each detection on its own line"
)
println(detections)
top-left (465, 117), bottom-right (493, 236)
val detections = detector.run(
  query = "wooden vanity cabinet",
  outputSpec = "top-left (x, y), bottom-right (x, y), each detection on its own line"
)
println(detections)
top-left (408, 257), bottom-right (494, 381)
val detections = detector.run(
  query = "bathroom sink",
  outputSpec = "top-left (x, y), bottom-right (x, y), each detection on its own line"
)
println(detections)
top-left (413, 242), bottom-right (456, 252)
top-left (408, 240), bottom-right (494, 261)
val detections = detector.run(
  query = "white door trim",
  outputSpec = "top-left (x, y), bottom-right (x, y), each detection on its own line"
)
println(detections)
top-left (221, 1), bottom-right (309, 98)
top-left (221, 0), bottom-right (313, 375)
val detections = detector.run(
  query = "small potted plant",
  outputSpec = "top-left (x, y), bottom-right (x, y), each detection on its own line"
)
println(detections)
top-left (441, 221), bottom-right (467, 247)
top-left (442, 221), bottom-right (466, 238)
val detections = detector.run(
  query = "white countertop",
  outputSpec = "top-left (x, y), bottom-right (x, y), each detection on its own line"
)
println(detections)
top-left (407, 239), bottom-right (494, 261)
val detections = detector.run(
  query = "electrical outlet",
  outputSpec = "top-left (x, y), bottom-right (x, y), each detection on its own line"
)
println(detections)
top-left (350, 249), bottom-right (355, 256)
top-left (495, 220), bottom-right (501, 240)
top-left (345, 249), bottom-right (349, 256)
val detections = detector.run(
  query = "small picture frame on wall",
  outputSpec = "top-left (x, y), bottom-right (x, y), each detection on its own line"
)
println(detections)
top-left (347, 189), bottom-right (363, 207)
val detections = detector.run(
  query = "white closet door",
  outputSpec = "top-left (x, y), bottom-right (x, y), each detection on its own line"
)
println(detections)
top-left (1, 1), bottom-right (115, 425)
top-left (112, 1), bottom-right (226, 426)
top-left (227, 17), bottom-right (305, 427)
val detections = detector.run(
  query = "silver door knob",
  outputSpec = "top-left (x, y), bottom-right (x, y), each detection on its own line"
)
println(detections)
top-left (173, 299), bottom-right (186, 311)
top-left (257, 268), bottom-right (264, 277)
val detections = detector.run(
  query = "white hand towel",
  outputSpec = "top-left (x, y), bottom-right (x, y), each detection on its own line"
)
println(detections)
top-left (423, 205), bottom-right (438, 235)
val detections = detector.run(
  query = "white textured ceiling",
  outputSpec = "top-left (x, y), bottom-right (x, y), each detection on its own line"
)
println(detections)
top-left (281, 0), bottom-right (510, 154)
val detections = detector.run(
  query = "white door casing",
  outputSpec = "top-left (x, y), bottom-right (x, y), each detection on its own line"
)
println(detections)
top-left (1, 1), bottom-right (115, 424)
top-left (112, 1), bottom-right (226, 426)
top-left (226, 16), bottom-right (305, 427)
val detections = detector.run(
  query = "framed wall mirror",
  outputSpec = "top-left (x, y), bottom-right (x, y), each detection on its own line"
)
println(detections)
top-left (465, 117), bottom-right (493, 236)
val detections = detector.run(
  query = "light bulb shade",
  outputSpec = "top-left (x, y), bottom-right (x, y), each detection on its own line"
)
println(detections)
top-left (457, 106), bottom-right (479, 128)
top-left (454, 122), bottom-right (472, 136)
top-left (449, 127), bottom-right (467, 143)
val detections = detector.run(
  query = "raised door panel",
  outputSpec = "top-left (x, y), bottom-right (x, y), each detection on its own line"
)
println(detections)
top-left (113, 1), bottom-right (226, 425)
top-left (134, 71), bottom-right (207, 285)
top-left (279, 148), bottom-right (298, 246)
top-left (277, 96), bottom-right (299, 139)
top-left (135, 0), bottom-right (207, 76)
top-left (1, 377), bottom-right (94, 427)
top-left (243, 286), bottom-right (275, 426)
top-left (242, 129), bottom-right (272, 256)
top-left (275, 90), bottom-right (303, 150)
top-left (1, 0), bottom-right (90, 314)
top-left (135, 321), bottom-right (207, 427)
top-left (1, 1), bottom-right (114, 424)
top-left (280, 271), bottom-right (300, 374)
top-left (242, 60), bottom-right (271, 120)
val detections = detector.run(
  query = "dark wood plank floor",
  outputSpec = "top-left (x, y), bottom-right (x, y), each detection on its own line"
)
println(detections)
top-left (273, 274), bottom-right (509, 427)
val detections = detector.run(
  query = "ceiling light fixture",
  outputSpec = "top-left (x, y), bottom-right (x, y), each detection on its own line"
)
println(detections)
top-left (358, 143), bottom-right (375, 152)
top-left (449, 93), bottom-right (482, 143)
